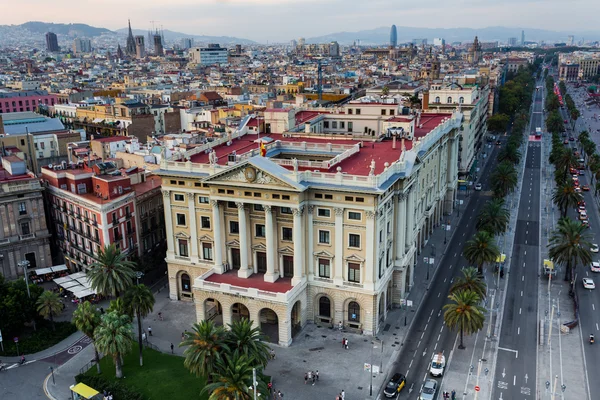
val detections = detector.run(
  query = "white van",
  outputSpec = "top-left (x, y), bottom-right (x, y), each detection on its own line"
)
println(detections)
top-left (429, 353), bottom-right (446, 377)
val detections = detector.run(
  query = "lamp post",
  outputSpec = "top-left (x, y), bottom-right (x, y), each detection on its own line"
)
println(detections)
top-left (19, 260), bottom-right (35, 330)
top-left (135, 271), bottom-right (144, 285)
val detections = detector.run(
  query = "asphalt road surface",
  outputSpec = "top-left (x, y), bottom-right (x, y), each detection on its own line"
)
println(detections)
top-left (383, 139), bottom-right (504, 399)
top-left (491, 79), bottom-right (543, 400)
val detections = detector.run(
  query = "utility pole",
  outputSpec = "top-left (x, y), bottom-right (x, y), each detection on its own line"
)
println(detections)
top-left (252, 367), bottom-right (257, 400)
top-left (19, 260), bottom-right (35, 331)
top-left (548, 303), bottom-right (555, 346)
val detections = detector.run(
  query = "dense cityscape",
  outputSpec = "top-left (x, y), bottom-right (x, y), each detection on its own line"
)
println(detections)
top-left (0, 13), bottom-right (600, 400)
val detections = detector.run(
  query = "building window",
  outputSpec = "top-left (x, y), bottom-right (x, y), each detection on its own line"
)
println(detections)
top-left (230, 221), bottom-right (239, 234)
top-left (255, 224), bottom-right (266, 238)
top-left (389, 110), bottom-right (394, 116)
top-left (447, 97), bottom-right (452, 104)
top-left (318, 259), bottom-right (331, 278)
top-left (381, 109), bottom-right (386, 116)
top-left (198, 196), bottom-right (209, 204)
top-left (228, 201), bottom-right (236, 209)
top-left (178, 239), bottom-right (189, 257)
top-left (435, 96), bottom-right (440, 103)
top-left (112, 212), bottom-right (117, 224)
top-left (280, 207), bottom-right (292, 214)
top-left (348, 109), bottom-right (353, 114)
top-left (340, 121), bottom-right (345, 129)
top-left (348, 263), bottom-right (360, 283)
top-left (181, 273), bottom-right (191, 291)
top-left (349, 234), bottom-right (361, 248)
top-left (202, 243), bottom-right (213, 260)
top-left (332, 121), bottom-right (338, 129)
top-left (459, 97), bottom-right (465, 104)
top-left (347, 122), bottom-right (353, 132)
top-left (21, 221), bottom-right (31, 235)
top-left (282, 227), bottom-right (293, 241)
top-left (324, 121), bottom-right (329, 129)
top-left (174, 194), bottom-right (185, 202)
top-left (77, 183), bottom-right (86, 194)
top-left (176, 213), bottom-right (186, 226)
top-left (253, 204), bottom-right (264, 211)
top-left (318, 230), bottom-right (330, 244)
top-left (18, 202), bottom-right (27, 215)
top-left (355, 109), bottom-right (361, 115)
top-left (348, 211), bottom-right (362, 220)
top-left (348, 301), bottom-right (360, 322)
top-left (317, 208), bottom-right (330, 217)
top-left (201, 216), bottom-right (211, 229)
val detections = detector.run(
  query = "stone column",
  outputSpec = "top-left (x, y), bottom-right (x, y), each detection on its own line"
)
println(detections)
top-left (264, 206), bottom-right (278, 283)
top-left (162, 190), bottom-right (175, 258)
top-left (211, 201), bottom-right (224, 273)
top-left (236, 202), bottom-right (252, 278)
top-left (405, 188), bottom-right (415, 252)
top-left (333, 207), bottom-right (344, 285)
top-left (395, 193), bottom-right (407, 260)
top-left (307, 206), bottom-right (314, 276)
top-left (292, 206), bottom-right (304, 285)
top-left (365, 211), bottom-right (376, 287)
top-left (188, 193), bottom-right (199, 262)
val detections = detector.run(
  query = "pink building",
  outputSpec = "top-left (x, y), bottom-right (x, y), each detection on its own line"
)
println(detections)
top-left (0, 90), bottom-right (57, 114)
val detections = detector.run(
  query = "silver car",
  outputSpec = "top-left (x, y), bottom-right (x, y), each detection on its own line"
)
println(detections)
top-left (419, 379), bottom-right (437, 400)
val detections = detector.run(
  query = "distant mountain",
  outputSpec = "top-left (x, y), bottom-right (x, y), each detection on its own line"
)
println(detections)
top-left (116, 28), bottom-right (256, 45)
top-left (307, 26), bottom-right (600, 45)
top-left (8, 21), bottom-right (113, 37)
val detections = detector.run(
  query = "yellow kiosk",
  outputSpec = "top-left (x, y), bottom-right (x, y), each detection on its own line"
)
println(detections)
top-left (70, 383), bottom-right (102, 400)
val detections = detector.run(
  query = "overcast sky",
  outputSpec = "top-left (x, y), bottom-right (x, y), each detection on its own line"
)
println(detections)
top-left (3, 0), bottom-right (598, 42)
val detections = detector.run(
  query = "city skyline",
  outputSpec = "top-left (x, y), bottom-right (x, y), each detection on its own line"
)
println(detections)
top-left (2, 0), bottom-right (599, 43)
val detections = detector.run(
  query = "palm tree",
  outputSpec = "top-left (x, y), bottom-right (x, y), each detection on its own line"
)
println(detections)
top-left (181, 321), bottom-right (229, 381)
top-left (555, 151), bottom-right (578, 182)
top-left (87, 244), bottom-right (136, 298)
top-left (450, 267), bottom-right (487, 300)
top-left (226, 319), bottom-right (271, 369)
top-left (443, 290), bottom-right (485, 349)
top-left (73, 301), bottom-right (102, 374)
top-left (548, 217), bottom-right (593, 282)
top-left (202, 351), bottom-right (268, 400)
top-left (476, 199), bottom-right (510, 236)
top-left (124, 285), bottom-right (155, 367)
top-left (497, 144), bottom-right (521, 165)
top-left (491, 161), bottom-right (518, 198)
top-left (463, 231), bottom-right (500, 274)
top-left (552, 183), bottom-right (583, 218)
top-left (94, 311), bottom-right (134, 379)
top-left (36, 291), bottom-right (63, 331)
top-left (107, 297), bottom-right (130, 316)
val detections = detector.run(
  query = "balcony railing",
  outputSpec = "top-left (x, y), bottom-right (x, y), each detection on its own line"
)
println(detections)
top-left (19, 233), bottom-right (36, 240)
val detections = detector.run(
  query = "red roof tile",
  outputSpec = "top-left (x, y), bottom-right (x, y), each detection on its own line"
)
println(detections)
top-left (205, 270), bottom-right (292, 293)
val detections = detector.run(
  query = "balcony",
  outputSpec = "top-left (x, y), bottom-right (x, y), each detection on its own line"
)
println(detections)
top-left (19, 233), bottom-right (36, 240)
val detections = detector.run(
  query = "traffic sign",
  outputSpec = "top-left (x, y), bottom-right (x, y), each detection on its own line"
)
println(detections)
top-left (474, 386), bottom-right (480, 392)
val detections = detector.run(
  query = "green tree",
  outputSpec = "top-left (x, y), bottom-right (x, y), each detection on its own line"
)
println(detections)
top-left (497, 143), bottom-right (521, 165)
top-left (546, 111), bottom-right (565, 134)
top-left (491, 161), bottom-right (518, 198)
top-left (0, 276), bottom-right (43, 336)
top-left (463, 231), bottom-right (500, 274)
top-left (548, 217), bottom-right (593, 282)
top-left (181, 320), bottom-right (229, 381)
top-left (94, 311), bottom-right (134, 379)
top-left (36, 290), bottom-right (63, 331)
top-left (552, 183), bottom-right (583, 218)
top-left (107, 297), bottom-right (130, 316)
top-left (450, 267), bottom-right (487, 300)
top-left (87, 244), bottom-right (136, 298)
top-left (225, 319), bottom-right (271, 369)
top-left (476, 198), bottom-right (510, 236)
top-left (202, 351), bottom-right (268, 400)
top-left (124, 284), bottom-right (155, 367)
top-left (381, 86), bottom-right (389, 96)
top-left (555, 151), bottom-right (578, 182)
top-left (487, 114), bottom-right (510, 133)
top-left (443, 290), bottom-right (485, 349)
top-left (72, 301), bottom-right (102, 374)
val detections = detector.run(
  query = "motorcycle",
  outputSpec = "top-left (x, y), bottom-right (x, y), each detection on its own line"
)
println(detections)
top-left (590, 335), bottom-right (595, 344)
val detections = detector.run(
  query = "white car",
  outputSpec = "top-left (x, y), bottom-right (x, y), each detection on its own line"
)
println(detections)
top-left (591, 262), bottom-right (600, 272)
top-left (580, 211), bottom-right (588, 220)
top-left (583, 278), bottom-right (596, 289)
top-left (474, 183), bottom-right (482, 191)
top-left (592, 244), bottom-right (599, 253)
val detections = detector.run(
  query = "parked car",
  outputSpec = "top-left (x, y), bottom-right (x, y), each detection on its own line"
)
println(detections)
top-left (383, 373), bottom-right (406, 398)
top-left (583, 185), bottom-right (590, 191)
top-left (419, 380), bottom-right (438, 400)
top-left (591, 244), bottom-right (599, 253)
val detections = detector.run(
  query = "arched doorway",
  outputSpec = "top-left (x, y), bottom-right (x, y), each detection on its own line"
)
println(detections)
top-left (231, 302), bottom-right (250, 323)
top-left (316, 295), bottom-right (333, 325)
top-left (259, 308), bottom-right (279, 344)
top-left (291, 301), bottom-right (302, 337)
top-left (179, 272), bottom-right (192, 300)
top-left (346, 301), bottom-right (361, 329)
top-left (204, 298), bottom-right (223, 326)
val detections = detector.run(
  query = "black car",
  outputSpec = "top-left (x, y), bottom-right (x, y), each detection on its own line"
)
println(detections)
top-left (495, 140), bottom-right (501, 145)
top-left (383, 373), bottom-right (406, 398)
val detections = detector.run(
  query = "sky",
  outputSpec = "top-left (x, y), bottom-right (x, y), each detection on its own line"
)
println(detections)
top-left (2, 0), bottom-right (598, 42)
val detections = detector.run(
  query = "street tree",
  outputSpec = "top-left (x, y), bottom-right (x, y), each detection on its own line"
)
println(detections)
top-left (225, 319), bottom-right (271, 369)
top-left (94, 311), bottom-right (134, 379)
top-left (443, 290), bottom-right (485, 349)
top-left (491, 161), bottom-right (518, 198)
top-left (548, 217), bottom-right (593, 282)
top-left (487, 114), bottom-right (510, 133)
top-left (124, 284), bottom-right (155, 367)
top-left (87, 244), bottom-right (136, 298)
top-left (72, 301), bottom-right (102, 374)
top-left (181, 320), bottom-right (229, 382)
top-left (202, 350), bottom-right (268, 400)
top-left (463, 231), bottom-right (500, 274)
top-left (476, 198), bottom-right (510, 236)
top-left (36, 290), bottom-right (63, 331)
top-left (552, 183), bottom-right (583, 218)
top-left (450, 267), bottom-right (487, 300)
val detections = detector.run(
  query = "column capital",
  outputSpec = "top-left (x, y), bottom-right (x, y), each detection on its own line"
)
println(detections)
top-left (210, 200), bottom-right (219, 208)
top-left (162, 190), bottom-right (170, 198)
top-left (366, 211), bottom-right (376, 220)
top-left (398, 192), bottom-right (407, 201)
top-left (187, 192), bottom-right (195, 200)
top-left (264, 205), bottom-right (272, 213)
top-left (292, 206), bottom-right (304, 216)
top-left (334, 207), bottom-right (344, 216)
top-left (307, 205), bottom-right (314, 214)
top-left (236, 202), bottom-right (246, 210)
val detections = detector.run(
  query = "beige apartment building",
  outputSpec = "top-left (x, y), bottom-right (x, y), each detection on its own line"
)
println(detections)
top-left (157, 110), bottom-right (462, 346)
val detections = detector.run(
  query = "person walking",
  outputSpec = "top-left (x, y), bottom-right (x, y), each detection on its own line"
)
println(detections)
top-left (341, 389), bottom-right (345, 400)
top-left (316, 370), bottom-right (319, 381)
top-left (181, 332), bottom-right (185, 341)
top-left (345, 338), bottom-right (349, 350)
top-left (312, 371), bottom-right (316, 385)
top-left (148, 326), bottom-right (153, 336)
top-left (451, 389), bottom-right (456, 400)
top-left (342, 337), bottom-right (346, 348)
top-left (304, 372), bottom-right (308, 385)
top-left (170, 343), bottom-right (174, 354)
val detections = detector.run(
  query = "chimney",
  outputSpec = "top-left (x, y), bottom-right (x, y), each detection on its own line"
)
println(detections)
top-left (422, 91), bottom-right (429, 110)
top-left (416, 111), bottom-right (421, 127)
top-left (392, 134), bottom-right (396, 149)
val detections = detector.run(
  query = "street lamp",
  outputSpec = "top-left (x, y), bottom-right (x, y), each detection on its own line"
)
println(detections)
top-left (18, 260), bottom-right (36, 331)
top-left (135, 271), bottom-right (144, 285)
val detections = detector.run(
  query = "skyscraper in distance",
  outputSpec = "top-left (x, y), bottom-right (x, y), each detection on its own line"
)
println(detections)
top-left (45, 32), bottom-right (59, 52)
top-left (521, 30), bottom-right (525, 45)
top-left (390, 25), bottom-right (397, 48)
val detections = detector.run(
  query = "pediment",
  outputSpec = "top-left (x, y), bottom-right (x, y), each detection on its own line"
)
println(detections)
top-left (174, 231), bottom-right (190, 239)
top-left (313, 250), bottom-right (335, 258)
top-left (345, 253), bottom-right (365, 263)
top-left (252, 243), bottom-right (267, 251)
top-left (278, 246), bottom-right (294, 255)
top-left (199, 234), bottom-right (213, 242)
top-left (226, 239), bottom-right (240, 247)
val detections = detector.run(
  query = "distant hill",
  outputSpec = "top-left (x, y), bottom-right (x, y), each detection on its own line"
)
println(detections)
top-left (307, 26), bottom-right (600, 45)
top-left (10, 21), bottom-right (113, 37)
top-left (116, 27), bottom-right (256, 45)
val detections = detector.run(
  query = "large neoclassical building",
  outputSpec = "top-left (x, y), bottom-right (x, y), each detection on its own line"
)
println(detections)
top-left (158, 109), bottom-right (462, 346)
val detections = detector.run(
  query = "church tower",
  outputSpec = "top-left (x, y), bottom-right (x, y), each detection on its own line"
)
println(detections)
top-left (126, 19), bottom-right (136, 56)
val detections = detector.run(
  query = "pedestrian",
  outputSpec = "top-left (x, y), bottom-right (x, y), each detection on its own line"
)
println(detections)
top-left (342, 337), bottom-right (345, 348)
top-left (142, 331), bottom-right (147, 343)
top-left (312, 371), bottom-right (316, 385)
top-left (316, 370), bottom-right (319, 381)
top-left (304, 372), bottom-right (308, 384)
top-left (345, 338), bottom-right (349, 350)
top-left (277, 390), bottom-right (282, 399)
top-left (182, 332), bottom-right (185, 341)
top-left (270, 348), bottom-right (276, 360)
top-left (170, 343), bottom-right (174, 354)
top-left (341, 390), bottom-right (345, 400)
top-left (451, 389), bottom-right (456, 400)
top-left (148, 326), bottom-right (153, 336)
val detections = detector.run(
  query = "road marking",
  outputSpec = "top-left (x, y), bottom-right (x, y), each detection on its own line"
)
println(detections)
top-left (443, 278), bottom-right (446, 283)
top-left (498, 381), bottom-right (509, 389)
top-left (521, 291), bottom-right (523, 296)
top-left (434, 342), bottom-right (437, 350)
top-left (521, 387), bottom-right (531, 395)
top-left (438, 292), bottom-right (441, 298)
top-left (523, 262), bottom-right (526, 267)
top-left (522, 276), bottom-right (525, 281)
top-left (518, 327), bottom-right (521, 335)
top-left (498, 347), bottom-right (519, 358)
top-left (593, 304), bottom-right (596, 311)
top-left (524, 251), bottom-right (527, 256)
top-left (428, 316), bottom-right (431, 322)
top-left (440, 325), bottom-right (444, 332)
top-left (519, 308), bottom-right (522, 314)
top-left (418, 340), bottom-right (421, 347)
top-left (438, 334), bottom-right (441, 341)
top-left (421, 332), bottom-right (425, 339)
top-left (409, 359), bottom-right (413, 368)
top-left (431, 309), bottom-right (434, 316)
top-left (514, 375), bottom-right (517, 385)
top-left (454, 252), bottom-right (457, 257)
top-left (596, 323), bottom-right (599, 331)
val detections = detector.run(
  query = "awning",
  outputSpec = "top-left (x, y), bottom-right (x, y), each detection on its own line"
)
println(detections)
top-left (496, 253), bottom-right (506, 263)
top-left (35, 267), bottom-right (53, 276)
top-left (53, 276), bottom-right (72, 285)
top-left (51, 265), bottom-right (68, 273)
top-left (69, 272), bottom-right (87, 280)
top-left (76, 278), bottom-right (92, 288)
top-left (67, 285), bottom-right (85, 293)
top-left (60, 281), bottom-right (80, 289)
top-left (72, 288), bottom-right (96, 299)
top-left (70, 382), bottom-right (100, 399)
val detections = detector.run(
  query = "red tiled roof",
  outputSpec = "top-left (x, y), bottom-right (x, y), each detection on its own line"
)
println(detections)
top-left (205, 270), bottom-right (292, 293)
top-left (414, 114), bottom-right (448, 137)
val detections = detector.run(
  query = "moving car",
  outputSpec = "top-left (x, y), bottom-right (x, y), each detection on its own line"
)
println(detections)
top-left (419, 380), bottom-right (438, 400)
top-left (591, 244), bottom-right (599, 253)
top-left (569, 136), bottom-right (575, 141)
top-left (583, 185), bottom-right (590, 191)
top-left (474, 183), bottom-right (482, 191)
top-left (582, 219), bottom-right (590, 228)
top-left (563, 139), bottom-right (569, 145)
top-left (590, 262), bottom-right (600, 272)
top-left (575, 187), bottom-right (583, 193)
top-left (583, 278), bottom-right (596, 289)
top-left (495, 140), bottom-right (502, 145)
top-left (429, 353), bottom-right (446, 377)
top-left (383, 373), bottom-right (406, 398)
top-left (580, 211), bottom-right (588, 220)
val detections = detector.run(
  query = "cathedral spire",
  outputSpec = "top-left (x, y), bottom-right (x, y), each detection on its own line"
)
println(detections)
top-left (126, 19), bottom-right (136, 56)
